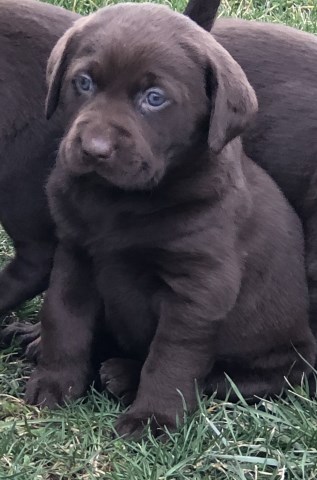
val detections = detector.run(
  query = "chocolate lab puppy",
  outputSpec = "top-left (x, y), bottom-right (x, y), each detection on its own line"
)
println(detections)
top-left (5, 0), bottom-right (317, 361)
top-left (0, 0), bottom-right (77, 321)
top-left (0, 0), bottom-right (215, 348)
top-left (0, 0), bottom-right (214, 327)
top-left (24, 3), bottom-right (316, 439)
top-left (185, 0), bottom-right (317, 337)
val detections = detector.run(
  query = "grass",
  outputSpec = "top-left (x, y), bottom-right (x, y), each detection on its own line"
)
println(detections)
top-left (47, 0), bottom-right (317, 32)
top-left (1, 0), bottom-right (317, 478)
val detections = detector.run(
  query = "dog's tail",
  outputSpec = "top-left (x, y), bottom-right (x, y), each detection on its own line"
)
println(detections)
top-left (184, 0), bottom-right (221, 32)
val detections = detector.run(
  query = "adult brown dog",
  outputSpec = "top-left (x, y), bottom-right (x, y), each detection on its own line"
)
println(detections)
top-left (24, 3), bottom-right (316, 439)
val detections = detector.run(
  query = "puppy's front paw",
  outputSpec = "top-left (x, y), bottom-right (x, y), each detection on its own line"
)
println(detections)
top-left (100, 358), bottom-right (141, 406)
top-left (25, 366), bottom-right (89, 408)
top-left (115, 408), bottom-right (177, 440)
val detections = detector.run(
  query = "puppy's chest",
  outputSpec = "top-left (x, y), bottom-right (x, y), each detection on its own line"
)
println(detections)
top-left (72, 191), bottom-right (167, 355)
top-left (61, 183), bottom-right (163, 249)
top-left (55, 179), bottom-right (218, 354)
top-left (94, 246), bottom-right (163, 356)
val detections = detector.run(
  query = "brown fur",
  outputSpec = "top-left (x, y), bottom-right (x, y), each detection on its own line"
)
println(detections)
top-left (0, 0), bottom-right (203, 353)
top-left (5, 1), bottom-right (317, 369)
top-left (185, 0), bottom-right (317, 339)
top-left (0, 0), bottom-right (77, 326)
top-left (24, 4), bottom-right (315, 439)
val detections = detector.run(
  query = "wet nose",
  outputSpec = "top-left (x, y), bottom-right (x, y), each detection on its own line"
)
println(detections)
top-left (82, 135), bottom-right (114, 160)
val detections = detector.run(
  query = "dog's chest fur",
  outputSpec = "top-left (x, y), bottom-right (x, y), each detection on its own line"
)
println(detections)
top-left (49, 160), bottom-right (240, 356)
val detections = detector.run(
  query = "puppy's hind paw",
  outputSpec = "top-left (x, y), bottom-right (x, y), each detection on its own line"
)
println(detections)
top-left (100, 358), bottom-right (141, 406)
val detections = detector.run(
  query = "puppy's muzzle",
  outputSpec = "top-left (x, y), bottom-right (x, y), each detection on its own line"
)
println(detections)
top-left (81, 131), bottom-right (116, 164)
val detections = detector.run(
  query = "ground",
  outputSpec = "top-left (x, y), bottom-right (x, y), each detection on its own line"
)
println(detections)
top-left (1, 0), bottom-right (317, 478)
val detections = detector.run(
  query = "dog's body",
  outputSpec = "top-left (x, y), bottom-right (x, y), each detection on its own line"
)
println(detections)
top-left (209, 17), bottom-right (317, 336)
top-left (25, 4), bottom-right (315, 439)
top-left (0, 0), bottom-right (77, 317)
top-left (0, 0), bottom-right (217, 325)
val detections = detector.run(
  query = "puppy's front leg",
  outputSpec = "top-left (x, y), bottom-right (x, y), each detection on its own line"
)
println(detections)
top-left (25, 243), bottom-right (101, 408)
top-left (116, 257), bottom-right (241, 439)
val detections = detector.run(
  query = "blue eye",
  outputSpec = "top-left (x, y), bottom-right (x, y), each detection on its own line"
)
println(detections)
top-left (74, 74), bottom-right (94, 94)
top-left (144, 89), bottom-right (168, 109)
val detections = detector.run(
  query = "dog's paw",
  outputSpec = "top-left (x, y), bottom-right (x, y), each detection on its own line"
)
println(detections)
top-left (100, 358), bottom-right (141, 406)
top-left (1, 321), bottom-right (41, 362)
top-left (115, 408), bottom-right (177, 440)
top-left (25, 366), bottom-right (89, 408)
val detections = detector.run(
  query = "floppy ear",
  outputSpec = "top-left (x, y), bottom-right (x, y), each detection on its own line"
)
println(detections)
top-left (184, 0), bottom-right (220, 32)
top-left (45, 16), bottom-right (90, 119)
top-left (45, 29), bottom-right (74, 119)
top-left (205, 41), bottom-right (258, 153)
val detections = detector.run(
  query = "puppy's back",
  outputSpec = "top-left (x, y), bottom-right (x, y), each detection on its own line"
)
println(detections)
top-left (0, 0), bottom-right (78, 237)
top-left (212, 18), bottom-right (317, 83)
top-left (0, 0), bottom-right (78, 143)
top-left (212, 18), bottom-right (317, 209)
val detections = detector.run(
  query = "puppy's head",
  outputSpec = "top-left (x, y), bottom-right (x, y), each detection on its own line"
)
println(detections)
top-left (46, 3), bottom-right (257, 190)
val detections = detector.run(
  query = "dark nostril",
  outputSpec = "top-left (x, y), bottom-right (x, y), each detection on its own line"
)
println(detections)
top-left (82, 136), bottom-right (114, 160)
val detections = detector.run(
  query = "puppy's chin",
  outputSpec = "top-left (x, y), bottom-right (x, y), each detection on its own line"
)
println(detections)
top-left (58, 138), bottom-right (166, 191)
top-left (94, 164), bottom-right (165, 191)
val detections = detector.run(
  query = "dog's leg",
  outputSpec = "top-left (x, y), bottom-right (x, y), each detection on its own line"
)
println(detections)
top-left (204, 369), bottom-right (285, 402)
top-left (113, 246), bottom-right (242, 439)
top-left (0, 239), bottom-right (55, 317)
top-left (114, 304), bottom-right (222, 440)
top-left (205, 342), bottom-right (316, 401)
top-left (0, 238), bottom-right (54, 361)
top-left (25, 244), bottom-right (101, 408)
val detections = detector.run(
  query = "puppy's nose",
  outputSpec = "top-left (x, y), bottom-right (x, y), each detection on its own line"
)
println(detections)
top-left (82, 136), bottom-right (114, 160)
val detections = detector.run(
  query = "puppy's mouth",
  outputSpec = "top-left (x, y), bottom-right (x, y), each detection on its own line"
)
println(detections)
top-left (90, 157), bottom-right (159, 190)
top-left (60, 138), bottom-right (164, 191)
